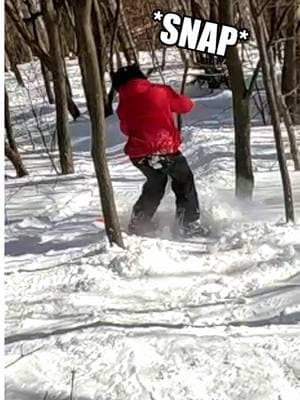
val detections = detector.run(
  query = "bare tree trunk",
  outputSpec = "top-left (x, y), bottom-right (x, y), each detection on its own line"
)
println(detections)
top-left (266, 21), bottom-right (300, 172)
top-left (118, 0), bottom-right (139, 64)
top-left (104, 1), bottom-right (131, 65)
top-left (116, 47), bottom-right (123, 68)
top-left (73, 0), bottom-right (124, 248)
top-left (282, 1), bottom-right (297, 122)
top-left (190, 0), bottom-right (209, 65)
top-left (58, 16), bottom-right (81, 121)
top-left (219, 0), bottom-right (254, 199)
top-left (23, 0), bottom-right (54, 105)
top-left (66, 85), bottom-right (81, 120)
top-left (269, 52), bottom-right (300, 170)
top-left (5, 52), bottom-right (9, 72)
top-left (250, 0), bottom-right (295, 223)
top-left (5, 89), bottom-right (28, 177)
top-left (161, 47), bottom-right (167, 70)
top-left (177, 60), bottom-right (189, 132)
top-left (60, 29), bottom-right (81, 121)
top-left (209, 0), bottom-right (219, 65)
top-left (41, 61), bottom-right (55, 104)
top-left (117, 31), bottom-right (131, 64)
top-left (5, 142), bottom-right (29, 177)
top-left (5, 88), bottom-right (18, 153)
top-left (109, 0), bottom-right (121, 73)
top-left (107, 0), bottom-right (129, 66)
top-left (267, 0), bottom-right (279, 60)
top-left (92, 0), bottom-right (112, 116)
top-left (296, 0), bottom-right (300, 124)
top-left (5, 46), bottom-right (24, 86)
top-left (41, 0), bottom-right (74, 174)
top-left (6, 0), bottom-right (80, 122)
top-left (191, 0), bottom-right (206, 19)
top-left (280, 97), bottom-right (300, 170)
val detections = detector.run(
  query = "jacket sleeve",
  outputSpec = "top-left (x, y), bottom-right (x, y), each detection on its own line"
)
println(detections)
top-left (166, 86), bottom-right (194, 114)
top-left (117, 105), bottom-right (129, 136)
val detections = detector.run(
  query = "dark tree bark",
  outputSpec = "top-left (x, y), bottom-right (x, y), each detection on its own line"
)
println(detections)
top-left (41, 0), bottom-right (74, 174)
top-left (282, 1), bottom-right (297, 122)
top-left (268, 44), bottom-right (300, 171)
top-left (118, 0), bottom-right (139, 65)
top-left (6, 1), bottom-right (80, 121)
top-left (41, 61), bottom-right (55, 104)
top-left (219, 0), bottom-right (254, 199)
top-left (107, 0), bottom-right (131, 65)
top-left (116, 46), bottom-right (123, 67)
top-left (161, 47), bottom-right (167, 70)
top-left (117, 31), bottom-right (131, 64)
top-left (190, 0), bottom-right (206, 19)
top-left (58, 17), bottom-right (81, 120)
top-left (295, 1), bottom-right (300, 124)
top-left (209, 0), bottom-right (219, 65)
top-left (73, 0), bottom-right (124, 248)
top-left (190, 0), bottom-right (209, 65)
top-left (250, 0), bottom-right (295, 223)
top-left (109, 0), bottom-right (121, 73)
top-left (177, 60), bottom-right (189, 132)
top-left (59, 24), bottom-right (81, 121)
top-left (5, 142), bottom-right (29, 177)
top-left (268, 0), bottom-right (279, 60)
top-left (104, 1), bottom-right (131, 65)
top-left (5, 89), bottom-right (28, 177)
top-left (210, 0), bottom-right (218, 22)
top-left (92, 0), bottom-right (113, 116)
top-left (5, 88), bottom-right (18, 153)
top-left (23, 0), bottom-right (55, 104)
top-left (279, 96), bottom-right (300, 170)
top-left (66, 84), bottom-right (81, 120)
top-left (267, 19), bottom-right (300, 172)
top-left (5, 46), bottom-right (24, 87)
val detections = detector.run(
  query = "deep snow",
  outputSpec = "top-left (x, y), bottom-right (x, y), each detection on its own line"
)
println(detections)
top-left (4, 51), bottom-right (300, 400)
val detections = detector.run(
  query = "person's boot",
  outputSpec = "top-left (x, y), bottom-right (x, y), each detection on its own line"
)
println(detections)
top-left (128, 213), bottom-right (158, 236)
top-left (182, 219), bottom-right (210, 238)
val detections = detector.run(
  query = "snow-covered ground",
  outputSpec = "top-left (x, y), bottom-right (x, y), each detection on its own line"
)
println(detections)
top-left (5, 52), bottom-right (300, 400)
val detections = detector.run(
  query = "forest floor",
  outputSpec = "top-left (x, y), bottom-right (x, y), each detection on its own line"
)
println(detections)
top-left (4, 52), bottom-right (300, 400)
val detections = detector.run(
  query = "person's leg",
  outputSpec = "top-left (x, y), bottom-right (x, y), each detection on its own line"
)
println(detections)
top-left (168, 153), bottom-right (200, 227)
top-left (129, 158), bottom-right (168, 233)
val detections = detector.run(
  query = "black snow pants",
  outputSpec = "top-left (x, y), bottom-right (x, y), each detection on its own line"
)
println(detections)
top-left (130, 152), bottom-right (200, 229)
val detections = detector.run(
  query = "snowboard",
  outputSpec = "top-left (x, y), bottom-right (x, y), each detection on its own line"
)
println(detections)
top-left (95, 216), bottom-right (217, 244)
top-left (94, 216), bottom-right (237, 254)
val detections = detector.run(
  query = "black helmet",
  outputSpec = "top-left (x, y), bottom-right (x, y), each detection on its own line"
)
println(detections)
top-left (111, 65), bottom-right (147, 91)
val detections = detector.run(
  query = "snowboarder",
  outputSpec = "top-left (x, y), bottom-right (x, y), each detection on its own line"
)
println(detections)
top-left (113, 65), bottom-right (201, 236)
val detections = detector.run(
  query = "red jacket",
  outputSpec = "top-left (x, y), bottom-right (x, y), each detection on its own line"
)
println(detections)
top-left (116, 79), bottom-right (194, 158)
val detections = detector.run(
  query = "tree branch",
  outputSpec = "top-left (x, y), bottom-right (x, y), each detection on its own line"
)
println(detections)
top-left (246, 2), bottom-right (294, 97)
top-left (257, 0), bottom-right (274, 17)
top-left (5, 345), bottom-right (43, 369)
top-left (247, 59), bottom-right (261, 97)
top-left (109, 0), bottom-right (121, 73)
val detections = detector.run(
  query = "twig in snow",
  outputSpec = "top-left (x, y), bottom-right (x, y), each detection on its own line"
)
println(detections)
top-left (5, 345), bottom-right (44, 369)
top-left (69, 369), bottom-right (76, 400)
